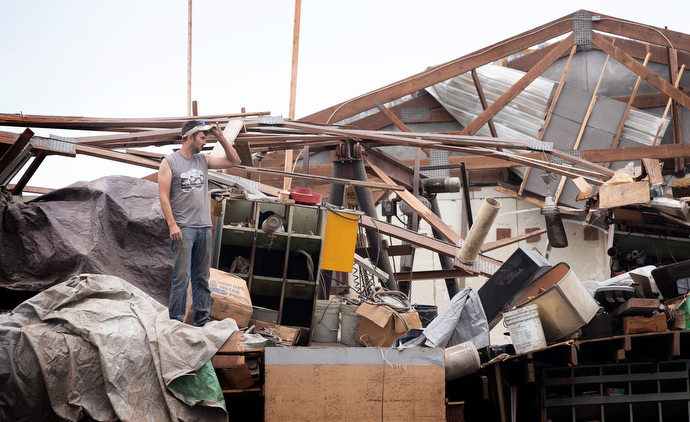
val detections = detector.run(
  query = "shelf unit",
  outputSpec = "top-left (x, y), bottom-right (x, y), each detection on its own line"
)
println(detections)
top-left (212, 199), bottom-right (326, 345)
top-left (543, 360), bottom-right (690, 422)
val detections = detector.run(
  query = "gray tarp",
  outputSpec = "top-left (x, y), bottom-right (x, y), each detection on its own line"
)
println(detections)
top-left (0, 274), bottom-right (237, 422)
top-left (1, 175), bottom-right (173, 306)
top-left (393, 287), bottom-right (490, 349)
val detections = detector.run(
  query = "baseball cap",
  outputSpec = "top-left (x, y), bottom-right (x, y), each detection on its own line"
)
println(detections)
top-left (182, 120), bottom-right (213, 138)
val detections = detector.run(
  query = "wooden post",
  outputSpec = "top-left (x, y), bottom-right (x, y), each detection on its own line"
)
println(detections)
top-left (607, 52), bottom-right (651, 168)
top-left (652, 65), bottom-right (685, 146)
top-left (187, 0), bottom-right (192, 117)
top-left (667, 47), bottom-right (684, 171)
top-left (283, 0), bottom-right (302, 190)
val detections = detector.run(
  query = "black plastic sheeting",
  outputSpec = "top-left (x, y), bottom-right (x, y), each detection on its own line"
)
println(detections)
top-left (1, 175), bottom-right (173, 306)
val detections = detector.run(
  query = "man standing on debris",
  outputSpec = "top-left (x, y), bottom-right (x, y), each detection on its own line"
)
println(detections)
top-left (159, 120), bottom-right (241, 327)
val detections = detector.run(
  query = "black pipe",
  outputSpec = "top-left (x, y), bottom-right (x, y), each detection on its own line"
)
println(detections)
top-left (319, 161), bottom-right (347, 300)
top-left (351, 160), bottom-right (398, 291)
top-left (430, 196), bottom-right (461, 298)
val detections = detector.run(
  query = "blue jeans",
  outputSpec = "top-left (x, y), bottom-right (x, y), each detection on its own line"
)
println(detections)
top-left (169, 226), bottom-right (212, 327)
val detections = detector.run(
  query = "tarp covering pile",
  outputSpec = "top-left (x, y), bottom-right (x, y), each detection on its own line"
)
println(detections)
top-left (0, 175), bottom-right (173, 305)
top-left (0, 273), bottom-right (237, 421)
top-left (393, 287), bottom-right (490, 349)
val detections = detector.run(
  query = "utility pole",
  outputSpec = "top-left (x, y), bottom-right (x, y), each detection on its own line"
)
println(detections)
top-left (283, 0), bottom-right (301, 190)
top-left (187, 0), bottom-right (192, 116)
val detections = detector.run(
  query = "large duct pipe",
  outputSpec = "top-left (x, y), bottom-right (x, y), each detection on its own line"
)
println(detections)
top-left (351, 160), bottom-right (398, 291)
top-left (328, 160), bottom-right (345, 207)
top-left (320, 161), bottom-right (347, 299)
top-left (457, 197), bottom-right (501, 265)
top-left (429, 196), bottom-right (461, 298)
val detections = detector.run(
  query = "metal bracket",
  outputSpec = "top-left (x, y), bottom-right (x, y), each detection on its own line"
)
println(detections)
top-left (528, 140), bottom-right (553, 152)
top-left (573, 10), bottom-right (593, 51)
top-left (258, 115), bottom-right (285, 126)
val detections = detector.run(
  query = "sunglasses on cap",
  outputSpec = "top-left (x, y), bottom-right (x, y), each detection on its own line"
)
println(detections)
top-left (182, 121), bottom-right (213, 138)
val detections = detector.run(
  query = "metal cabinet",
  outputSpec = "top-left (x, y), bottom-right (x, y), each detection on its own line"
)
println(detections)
top-left (212, 198), bottom-right (326, 345)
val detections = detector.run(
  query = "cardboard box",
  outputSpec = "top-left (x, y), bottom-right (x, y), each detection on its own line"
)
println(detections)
top-left (183, 268), bottom-right (253, 327)
top-left (622, 313), bottom-right (667, 334)
top-left (354, 302), bottom-right (422, 347)
top-left (598, 180), bottom-right (650, 209)
top-left (248, 319), bottom-right (301, 346)
top-left (664, 294), bottom-right (690, 330)
top-left (217, 364), bottom-right (254, 390)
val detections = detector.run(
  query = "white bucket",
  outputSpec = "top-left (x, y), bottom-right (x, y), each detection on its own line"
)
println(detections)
top-left (444, 341), bottom-right (481, 381)
top-left (340, 304), bottom-right (362, 347)
top-left (504, 304), bottom-right (546, 354)
top-left (313, 300), bottom-right (339, 343)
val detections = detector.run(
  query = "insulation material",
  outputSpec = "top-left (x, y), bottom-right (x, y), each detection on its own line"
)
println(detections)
top-left (0, 274), bottom-right (237, 422)
top-left (0, 175), bottom-right (173, 306)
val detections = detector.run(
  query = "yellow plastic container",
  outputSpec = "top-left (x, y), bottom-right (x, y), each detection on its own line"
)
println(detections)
top-left (321, 209), bottom-right (361, 272)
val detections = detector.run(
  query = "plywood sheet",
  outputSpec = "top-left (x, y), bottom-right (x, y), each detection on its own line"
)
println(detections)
top-left (265, 348), bottom-right (445, 422)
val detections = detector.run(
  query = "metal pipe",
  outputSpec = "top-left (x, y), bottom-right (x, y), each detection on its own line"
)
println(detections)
top-left (457, 197), bottom-right (501, 265)
top-left (320, 160), bottom-right (346, 299)
top-left (430, 196), bottom-right (461, 298)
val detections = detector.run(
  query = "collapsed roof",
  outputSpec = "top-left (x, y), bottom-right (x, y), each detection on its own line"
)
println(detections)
top-left (2, 9), bottom-right (690, 290)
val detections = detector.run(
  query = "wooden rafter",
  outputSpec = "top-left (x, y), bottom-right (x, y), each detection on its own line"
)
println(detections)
top-left (452, 34), bottom-right (574, 136)
top-left (509, 34), bottom-right (690, 71)
top-left (592, 32), bottom-right (690, 110)
top-left (301, 13), bottom-right (574, 124)
top-left (591, 12), bottom-right (690, 52)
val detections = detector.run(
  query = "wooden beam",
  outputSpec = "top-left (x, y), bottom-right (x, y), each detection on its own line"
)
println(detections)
top-left (366, 159), bottom-right (463, 244)
top-left (668, 47), bottom-right (684, 172)
top-left (0, 112), bottom-right (269, 131)
top-left (75, 144), bottom-right (163, 170)
top-left (591, 12), bottom-right (690, 52)
top-left (652, 65), bottom-right (685, 145)
top-left (608, 52), bottom-right (651, 168)
top-left (346, 93), bottom-right (453, 130)
top-left (519, 45), bottom-right (577, 196)
top-left (480, 228), bottom-right (547, 252)
top-left (235, 164), bottom-right (403, 191)
top-left (300, 15), bottom-right (574, 123)
top-left (11, 152), bottom-right (46, 195)
top-left (470, 69), bottom-right (499, 138)
top-left (592, 32), bottom-right (690, 110)
top-left (359, 215), bottom-right (456, 258)
top-left (554, 42), bottom-right (611, 203)
top-left (508, 34), bottom-right (690, 71)
top-left (0, 128), bottom-right (34, 172)
top-left (284, 0), bottom-right (302, 191)
top-left (612, 89), bottom-right (690, 108)
top-left (358, 215), bottom-right (502, 276)
top-left (363, 146), bottom-right (417, 190)
top-left (455, 34), bottom-right (574, 136)
top-left (395, 269), bottom-right (470, 281)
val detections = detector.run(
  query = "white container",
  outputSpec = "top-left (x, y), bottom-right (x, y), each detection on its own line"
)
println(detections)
top-left (444, 341), bottom-right (481, 381)
top-left (504, 304), bottom-right (546, 354)
top-left (516, 263), bottom-right (599, 342)
top-left (340, 304), bottom-right (362, 347)
top-left (313, 300), bottom-right (339, 343)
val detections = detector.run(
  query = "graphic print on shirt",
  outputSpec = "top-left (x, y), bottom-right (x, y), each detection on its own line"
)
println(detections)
top-left (180, 168), bottom-right (205, 192)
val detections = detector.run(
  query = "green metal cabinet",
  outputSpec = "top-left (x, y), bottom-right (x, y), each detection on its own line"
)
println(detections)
top-left (211, 198), bottom-right (326, 345)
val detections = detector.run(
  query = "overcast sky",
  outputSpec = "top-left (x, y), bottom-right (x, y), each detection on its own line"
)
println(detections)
top-left (1, 1), bottom-right (688, 189)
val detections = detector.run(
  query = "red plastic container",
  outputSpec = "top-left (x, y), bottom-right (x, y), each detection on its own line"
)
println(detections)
top-left (290, 187), bottom-right (322, 205)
